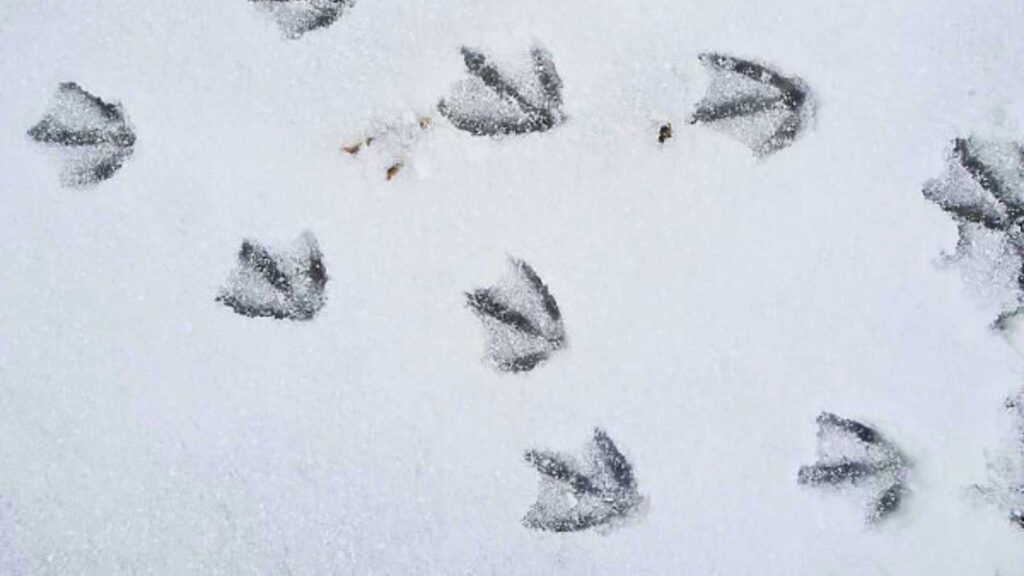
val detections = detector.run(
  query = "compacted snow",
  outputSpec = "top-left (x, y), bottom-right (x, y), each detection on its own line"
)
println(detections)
top-left (2, 0), bottom-right (1024, 573)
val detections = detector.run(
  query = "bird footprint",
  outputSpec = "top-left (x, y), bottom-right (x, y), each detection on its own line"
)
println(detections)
top-left (439, 46), bottom-right (565, 137)
top-left (523, 428), bottom-right (645, 532)
top-left (922, 137), bottom-right (1024, 328)
top-left (27, 82), bottom-right (136, 187)
top-left (798, 412), bottom-right (909, 523)
top-left (466, 258), bottom-right (566, 373)
top-left (690, 53), bottom-right (813, 157)
top-left (217, 231), bottom-right (328, 320)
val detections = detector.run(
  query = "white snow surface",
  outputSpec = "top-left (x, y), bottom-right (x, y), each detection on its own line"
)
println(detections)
top-left (2, 0), bottom-right (1024, 574)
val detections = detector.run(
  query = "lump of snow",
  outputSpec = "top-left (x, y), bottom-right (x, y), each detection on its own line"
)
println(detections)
top-left (798, 412), bottom-right (909, 523)
top-left (249, 0), bottom-right (354, 39)
top-left (27, 82), bottom-right (136, 187)
top-left (466, 258), bottom-right (566, 373)
top-left (438, 46), bottom-right (565, 137)
top-left (342, 115), bottom-right (433, 181)
top-left (523, 428), bottom-right (645, 532)
top-left (217, 231), bottom-right (328, 321)
top-left (922, 137), bottom-right (1024, 328)
top-left (690, 53), bottom-right (813, 157)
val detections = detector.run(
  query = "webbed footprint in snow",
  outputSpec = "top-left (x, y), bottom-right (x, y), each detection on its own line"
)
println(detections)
top-left (439, 46), bottom-right (565, 136)
top-left (523, 428), bottom-right (645, 532)
top-left (690, 53), bottom-right (813, 157)
top-left (466, 258), bottom-right (565, 373)
top-left (27, 82), bottom-right (136, 187)
top-left (249, 0), bottom-right (354, 39)
top-left (217, 231), bottom-right (327, 320)
top-left (922, 137), bottom-right (1024, 328)
top-left (798, 412), bottom-right (909, 523)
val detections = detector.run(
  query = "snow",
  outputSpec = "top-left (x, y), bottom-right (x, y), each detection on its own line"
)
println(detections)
top-left (2, 0), bottom-right (1024, 573)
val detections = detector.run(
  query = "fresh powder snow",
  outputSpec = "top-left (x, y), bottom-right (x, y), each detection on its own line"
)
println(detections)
top-left (1, 0), bottom-right (1024, 574)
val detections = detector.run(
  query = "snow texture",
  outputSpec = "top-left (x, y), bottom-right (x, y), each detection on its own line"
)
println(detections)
top-left (27, 82), bottom-right (136, 187)
top-left (466, 257), bottom-right (566, 372)
top-left (523, 428), bottom-right (645, 532)
top-left (3, 0), bottom-right (1024, 573)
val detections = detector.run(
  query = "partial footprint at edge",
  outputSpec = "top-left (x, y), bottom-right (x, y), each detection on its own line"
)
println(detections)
top-left (439, 45), bottom-right (565, 137)
top-left (922, 137), bottom-right (1024, 329)
top-left (249, 0), bottom-right (354, 39)
top-left (971, 389), bottom-right (1024, 532)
